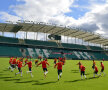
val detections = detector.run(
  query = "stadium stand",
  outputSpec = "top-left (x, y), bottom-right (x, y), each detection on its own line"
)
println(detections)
top-left (0, 36), bottom-right (107, 60)
top-left (25, 39), bottom-right (58, 47)
top-left (0, 36), bottom-right (19, 44)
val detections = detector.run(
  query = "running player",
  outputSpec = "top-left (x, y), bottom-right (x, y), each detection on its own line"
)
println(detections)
top-left (25, 58), bottom-right (28, 64)
top-left (15, 61), bottom-right (23, 77)
top-left (54, 58), bottom-right (57, 64)
top-left (8, 57), bottom-right (13, 69)
top-left (93, 65), bottom-right (98, 77)
top-left (37, 59), bottom-right (49, 78)
top-left (25, 60), bottom-right (33, 77)
top-left (54, 60), bottom-right (64, 80)
top-left (80, 64), bottom-right (86, 79)
top-left (99, 62), bottom-right (105, 76)
top-left (11, 57), bottom-right (17, 72)
top-left (92, 60), bottom-right (96, 70)
top-left (35, 59), bottom-right (39, 65)
top-left (77, 61), bottom-right (82, 72)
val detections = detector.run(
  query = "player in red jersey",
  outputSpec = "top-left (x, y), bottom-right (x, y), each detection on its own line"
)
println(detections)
top-left (37, 59), bottom-right (49, 77)
top-left (80, 64), bottom-right (86, 79)
top-left (92, 60), bottom-right (96, 70)
top-left (99, 62), bottom-right (105, 76)
top-left (54, 60), bottom-right (64, 80)
top-left (11, 57), bottom-right (17, 72)
top-left (15, 61), bottom-right (23, 77)
top-left (54, 58), bottom-right (57, 64)
top-left (93, 65), bottom-right (98, 77)
top-left (8, 57), bottom-right (13, 69)
top-left (25, 60), bottom-right (33, 77)
top-left (76, 61), bottom-right (82, 72)
top-left (38, 56), bottom-right (42, 61)
top-left (24, 58), bottom-right (28, 64)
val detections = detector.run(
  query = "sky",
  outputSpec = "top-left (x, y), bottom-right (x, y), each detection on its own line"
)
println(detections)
top-left (0, 0), bottom-right (108, 41)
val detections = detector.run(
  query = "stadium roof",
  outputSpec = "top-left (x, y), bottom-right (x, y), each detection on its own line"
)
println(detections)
top-left (0, 22), bottom-right (108, 46)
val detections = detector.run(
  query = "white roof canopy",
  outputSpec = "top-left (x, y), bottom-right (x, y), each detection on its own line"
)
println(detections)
top-left (0, 23), bottom-right (108, 46)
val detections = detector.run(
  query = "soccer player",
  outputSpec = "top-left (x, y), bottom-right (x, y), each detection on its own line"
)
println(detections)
top-left (80, 64), bottom-right (86, 79)
top-left (25, 60), bottom-right (33, 77)
top-left (92, 60), bottom-right (96, 70)
top-left (15, 61), bottom-right (23, 77)
top-left (35, 59), bottom-right (39, 65)
top-left (54, 58), bottom-right (57, 64)
top-left (93, 65), bottom-right (98, 77)
top-left (8, 57), bottom-right (13, 69)
top-left (54, 60), bottom-right (64, 80)
top-left (25, 58), bottom-right (28, 64)
top-left (37, 59), bottom-right (49, 77)
top-left (11, 57), bottom-right (17, 72)
top-left (99, 62), bottom-right (105, 76)
top-left (76, 61), bottom-right (82, 72)
top-left (38, 56), bottom-right (42, 61)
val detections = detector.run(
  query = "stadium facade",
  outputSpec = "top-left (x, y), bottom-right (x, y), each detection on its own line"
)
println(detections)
top-left (0, 22), bottom-right (108, 60)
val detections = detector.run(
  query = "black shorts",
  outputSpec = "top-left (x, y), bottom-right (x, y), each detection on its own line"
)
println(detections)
top-left (92, 65), bottom-right (95, 69)
top-left (58, 70), bottom-right (62, 75)
top-left (11, 64), bottom-right (15, 68)
top-left (43, 68), bottom-right (47, 72)
top-left (29, 67), bottom-right (32, 71)
top-left (35, 62), bottom-right (38, 64)
top-left (101, 69), bottom-right (104, 72)
top-left (81, 71), bottom-right (85, 75)
top-left (18, 68), bottom-right (22, 72)
top-left (94, 71), bottom-right (98, 74)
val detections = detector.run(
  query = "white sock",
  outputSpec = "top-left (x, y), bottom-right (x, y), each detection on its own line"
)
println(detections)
top-left (30, 72), bottom-right (33, 77)
top-left (93, 74), bottom-right (95, 77)
top-left (27, 71), bottom-right (32, 73)
top-left (16, 72), bottom-right (20, 75)
top-left (11, 68), bottom-right (15, 71)
top-left (58, 75), bottom-right (59, 79)
top-left (21, 72), bottom-right (22, 76)
top-left (81, 75), bottom-right (83, 79)
top-left (84, 75), bottom-right (86, 78)
top-left (103, 72), bottom-right (105, 76)
top-left (60, 73), bottom-right (62, 76)
top-left (46, 71), bottom-right (48, 74)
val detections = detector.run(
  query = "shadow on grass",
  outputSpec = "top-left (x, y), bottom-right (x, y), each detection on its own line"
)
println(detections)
top-left (15, 80), bottom-right (39, 83)
top-left (65, 76), bottom-right (100, 83)
top-left (4, 79), bottom-right (20, 81)
top-left (3, 69), bottom-right (9, 71)
top-left (0, 76), bottom-right (12, 79)
top-left (71, 70), bottom-right (79, 73)
top-left (32, 81), bottom-right (58, 85)
top-left (0, 74), bottom-right (8, 76)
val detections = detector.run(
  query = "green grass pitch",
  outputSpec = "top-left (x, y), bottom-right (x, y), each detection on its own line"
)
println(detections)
top-left (0, 58), bottom-right (108, 90)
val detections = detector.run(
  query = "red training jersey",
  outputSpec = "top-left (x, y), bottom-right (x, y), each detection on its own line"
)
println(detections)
top-left (80, 65), bottom-right (85, 71)
top-left (18, 61), bottom-right (22, 68)
top-left (101, 63), bottom-right (104, 69)
top-left (26, 61), bottom-right (32, 68)
top-left (94, 66), bottom-right (98, 72)
top-left (55, 62), bottom-right (63, 70)
top-left (12, 58), bottom-right (17, 64)
top-left (9, 57), bottom-right (13, 64)
top-left (38, 60), bottom-right (49, 68)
